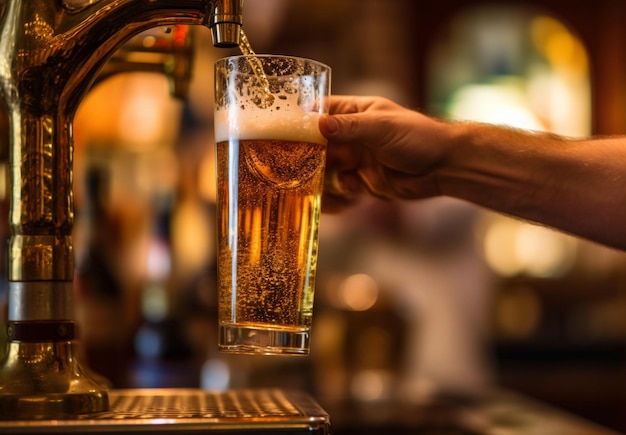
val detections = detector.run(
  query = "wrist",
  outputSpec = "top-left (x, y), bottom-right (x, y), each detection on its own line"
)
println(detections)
top-left (435, 120), bottom-right (481, 197)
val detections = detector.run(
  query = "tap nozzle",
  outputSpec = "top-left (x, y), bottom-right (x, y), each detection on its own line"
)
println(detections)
top-left (210, 0), bottom-right (243, 47)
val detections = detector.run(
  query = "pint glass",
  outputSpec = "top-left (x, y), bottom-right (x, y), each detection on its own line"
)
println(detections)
top-left (214, 55), bottom-right (331, 355)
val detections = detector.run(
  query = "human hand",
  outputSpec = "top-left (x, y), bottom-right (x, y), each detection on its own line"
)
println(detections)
top-left (319, 95), bottom-right (450, 212)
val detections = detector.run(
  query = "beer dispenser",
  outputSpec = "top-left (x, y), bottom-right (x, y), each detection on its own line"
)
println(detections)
top-left (0, 0), bottom-right (330, 432)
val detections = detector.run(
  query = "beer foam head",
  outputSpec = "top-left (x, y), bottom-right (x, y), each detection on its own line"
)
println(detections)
top-left (215, 95), bottom-right (327, 145)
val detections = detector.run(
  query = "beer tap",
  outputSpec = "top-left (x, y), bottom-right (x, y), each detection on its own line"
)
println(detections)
top-left (0, 0), bottom-right (243, 419)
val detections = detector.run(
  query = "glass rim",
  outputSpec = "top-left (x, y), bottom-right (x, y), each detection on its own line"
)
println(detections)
top-left (215, 54), bottom-right (331, 72)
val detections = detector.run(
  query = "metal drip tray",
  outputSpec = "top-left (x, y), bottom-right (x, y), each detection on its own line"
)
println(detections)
top-left (0, 389), bottom-right (331, 434)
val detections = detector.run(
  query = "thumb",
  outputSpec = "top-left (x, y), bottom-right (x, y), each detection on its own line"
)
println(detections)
top-left (319, 113), bottom-right (364, 143)
top-left (320, 111), bottom-right (391, 148)
top-left (319, 114), bottom-right (340, 138)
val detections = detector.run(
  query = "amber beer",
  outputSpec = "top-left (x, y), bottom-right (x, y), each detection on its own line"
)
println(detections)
top-left (214, 55), bottom-right (331, 355)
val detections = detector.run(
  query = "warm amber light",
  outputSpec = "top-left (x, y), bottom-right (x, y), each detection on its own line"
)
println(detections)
top-left (481, 216), bottom-right (577, 278)
top-left (338, 273), bottom-right (379, 311)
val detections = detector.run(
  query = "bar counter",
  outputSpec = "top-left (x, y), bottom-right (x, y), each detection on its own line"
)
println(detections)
top-left (0, 387), bottom-right (618, 434)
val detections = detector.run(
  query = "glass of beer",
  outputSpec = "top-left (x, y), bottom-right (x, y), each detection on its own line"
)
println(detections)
top-left (214, 55), bottom-right (331, 355)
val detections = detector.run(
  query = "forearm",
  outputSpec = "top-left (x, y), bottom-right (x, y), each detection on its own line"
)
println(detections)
top-left (438, 122), bottom-right (626, 249)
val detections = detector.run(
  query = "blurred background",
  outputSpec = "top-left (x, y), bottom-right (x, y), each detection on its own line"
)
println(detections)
top-left (2, 0), bottom-right (626, 432)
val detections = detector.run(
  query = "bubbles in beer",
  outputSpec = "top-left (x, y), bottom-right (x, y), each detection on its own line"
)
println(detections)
top-left (244, 139), bottom-right (325, 188)
top-left (216, 139), bottom-right (325, 328)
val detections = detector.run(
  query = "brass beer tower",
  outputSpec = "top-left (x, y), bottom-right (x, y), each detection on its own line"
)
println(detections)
top-left (0, 0), bottom-right (330, 432)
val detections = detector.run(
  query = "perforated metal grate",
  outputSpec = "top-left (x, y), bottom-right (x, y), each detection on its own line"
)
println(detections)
top-left (0, 389), bottom-right (330, 434)
top-left (100, 389), bottom-right (304, 419)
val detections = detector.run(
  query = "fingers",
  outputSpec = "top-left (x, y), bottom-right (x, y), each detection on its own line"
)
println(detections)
top-left (319, 111), bottom-right (373, 145)
top-left (324, 170), bottom-right (363, 197)
top-left (356, 153), bottom-right (395, 200)
top-left (320, 95), bottom-right (395, 211)
top-left (324, 157), bottom-right (439, 204)
top-left (320, 96), bottom-right (400, 147)
top-left (319, 95), bottom-right (427, 212)
top-left (322, 169), bottom-right (364, 213)
top-left (319, 114), bottom-right (339, 137)
top-left (322, 168), bottom-right (396, 215)
top-left (320, 96), bottom-right (380, 140)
